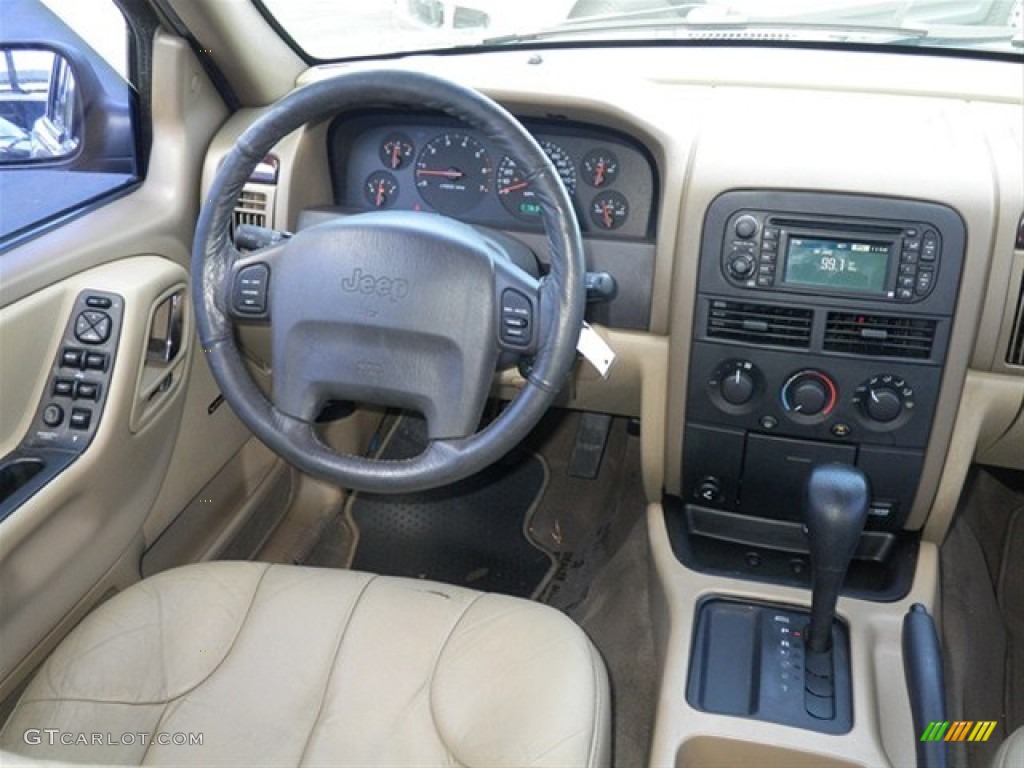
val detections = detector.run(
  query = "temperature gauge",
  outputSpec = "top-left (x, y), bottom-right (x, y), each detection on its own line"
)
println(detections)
top-left (590, 191), bottom-right (629, 231)
top-left (364, 171), bottom-right (399, 209)
top-left (379, 133), bottom-right (414, 170)
top-left (581, 149), bottom-right (619, 187)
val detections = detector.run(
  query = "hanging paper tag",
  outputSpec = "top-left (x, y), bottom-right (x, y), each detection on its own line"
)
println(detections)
top-left (576, 322), bottom-right (616, 379)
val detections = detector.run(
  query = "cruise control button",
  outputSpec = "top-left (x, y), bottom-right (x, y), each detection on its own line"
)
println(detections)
top-left (500, 289), bottom-right (533, 347)
top-left (69, 408), bottom-right (92, 431)
top-left (233, 264), bottom-right (270, 315)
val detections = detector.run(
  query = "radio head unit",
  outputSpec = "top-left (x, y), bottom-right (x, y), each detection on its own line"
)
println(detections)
top-left (722, 212), bottom-right (940, 302)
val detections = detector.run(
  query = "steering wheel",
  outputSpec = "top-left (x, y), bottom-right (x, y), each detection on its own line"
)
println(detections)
top-left (192, 70), bottom-right (585, 494)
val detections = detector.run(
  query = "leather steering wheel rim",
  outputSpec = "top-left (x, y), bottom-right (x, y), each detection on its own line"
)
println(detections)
top-left (192, 70), bottom-right (586, 494)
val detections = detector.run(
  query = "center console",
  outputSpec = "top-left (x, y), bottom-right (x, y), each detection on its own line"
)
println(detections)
top-left (671, 190), bottom-right (965, 597)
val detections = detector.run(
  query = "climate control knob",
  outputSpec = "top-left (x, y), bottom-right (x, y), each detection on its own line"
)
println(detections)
top-left (709, 360), bottom-right (761, 410)
top-left (854, 374), bottom-right (915, 426)
top-left (781, 370), bottom-right (837, 419)
top-left (864, 386), bottom-right (902, 423)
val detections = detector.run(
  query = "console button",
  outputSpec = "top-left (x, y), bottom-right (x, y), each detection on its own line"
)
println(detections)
top-left (69, 408), bottom-right (92, 431)
top-left (727, 252), bottom-right (756, 280)
top-left (42, 404), bottom-right (64, 427)
top-left (898, 276), bottom-right (915, 291)
top-left (756, 275), bottom-right (774, 287)
top-left (61, 348), bottom-right (84, 369)
top-left (53, 379), bottom-right (75, 397)
top-left (75, 381), bottom-right (99, 401)
top-left (898, 287), bottom-right (914, 300)
top-left (899, 263), bottom-right (917, 276)
top-left (696, 477), bottom-right (722, 504)
top-left (915, 270), bottom-right (934, 296)
top-left (74, 310), bottom-right (112, 344)
top-left (900, 250), bottom-right (918, 264)
top-left (921, 231), bottom-right (939, 261)
top-left (84, 353), bottom-right (108, 371)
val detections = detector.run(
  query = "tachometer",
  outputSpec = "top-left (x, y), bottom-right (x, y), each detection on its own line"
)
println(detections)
top-left (415, 133), bottom-right (492, 215)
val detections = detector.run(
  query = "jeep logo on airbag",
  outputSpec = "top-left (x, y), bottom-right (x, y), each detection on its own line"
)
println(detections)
top-left (341, 267), bottom-right (410, 302)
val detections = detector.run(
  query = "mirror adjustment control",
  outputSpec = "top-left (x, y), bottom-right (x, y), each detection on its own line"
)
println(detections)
top-left (42, 404), bottom-right (64, 427)
top-left (74, 310), bottom-right (112, 344)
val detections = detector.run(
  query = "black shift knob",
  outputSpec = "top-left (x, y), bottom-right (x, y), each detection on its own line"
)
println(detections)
top-left (805, 464), bottom-right (870, 653)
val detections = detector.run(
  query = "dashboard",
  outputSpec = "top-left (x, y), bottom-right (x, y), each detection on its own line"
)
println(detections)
top-left (327, 112), bottom-right (658, 241)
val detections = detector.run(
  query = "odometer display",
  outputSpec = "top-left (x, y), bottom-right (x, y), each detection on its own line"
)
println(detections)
top-left (496, 141), bottom-right (577, 220)
top-left (415, 133), bottom-right (492, 215)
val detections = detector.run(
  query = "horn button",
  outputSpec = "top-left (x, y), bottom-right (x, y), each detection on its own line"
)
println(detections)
top-left (267, 211), bottom-right (536, 439)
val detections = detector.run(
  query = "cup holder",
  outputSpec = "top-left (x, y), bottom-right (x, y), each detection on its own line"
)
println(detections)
top-left (0, 457), bottom-right (46, 504)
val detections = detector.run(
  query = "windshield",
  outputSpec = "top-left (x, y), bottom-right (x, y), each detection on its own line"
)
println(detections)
top-left (259, 0), bottom-right (1023, 60)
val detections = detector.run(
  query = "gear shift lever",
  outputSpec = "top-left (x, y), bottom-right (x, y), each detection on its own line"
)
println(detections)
top-left (805, 464), bottom-right (870, 653)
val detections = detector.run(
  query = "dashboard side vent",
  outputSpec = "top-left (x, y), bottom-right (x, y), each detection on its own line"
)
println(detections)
top-left (1007, 274), bottom-right (1024, 366)
top-left (707, 300), bottom-right (813, 348)
top-left (234, 188), bottom-right (268, 229)
top-left (824, 312), bottom-right (936, 359)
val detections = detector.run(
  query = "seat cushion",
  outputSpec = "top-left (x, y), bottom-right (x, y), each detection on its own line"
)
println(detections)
top-left (995, 727), bottom-right (1024, 768)
top-left (0, 562), bottom-right (610, 767)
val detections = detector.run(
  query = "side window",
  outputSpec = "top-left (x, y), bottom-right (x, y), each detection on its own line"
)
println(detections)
top-left (0, 0), bottom-right (140, 248)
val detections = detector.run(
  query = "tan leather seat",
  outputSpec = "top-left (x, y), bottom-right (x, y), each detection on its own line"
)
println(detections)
top-left (0, 562), bottom-right (610, 767)
top-left (995, 727), bottom-right (1024, 768)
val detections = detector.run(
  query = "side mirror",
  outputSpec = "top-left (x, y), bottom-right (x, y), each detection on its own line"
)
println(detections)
top-left (0, 48), bottom-right (79, 163)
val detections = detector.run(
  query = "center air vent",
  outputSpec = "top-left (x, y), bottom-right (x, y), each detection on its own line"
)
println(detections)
top-left (234, 188), bottom-right (268, 229)
top-left (824, 312), bottom-right (936, 359)
top-left (707, 300), bottom-right (813, 348)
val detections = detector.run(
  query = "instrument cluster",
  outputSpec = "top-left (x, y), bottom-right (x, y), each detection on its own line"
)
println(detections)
top-left (329, 112), bottom-right (657, 240)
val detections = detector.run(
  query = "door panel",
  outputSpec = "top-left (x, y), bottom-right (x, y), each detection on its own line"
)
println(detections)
top-left (0, 33), bottom-right (235, 700)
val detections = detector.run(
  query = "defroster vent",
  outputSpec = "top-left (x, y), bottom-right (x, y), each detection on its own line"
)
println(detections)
top-left (707, 300), bottom-right (813, 348)
top-left (825, 312), bottom-right (936, 359)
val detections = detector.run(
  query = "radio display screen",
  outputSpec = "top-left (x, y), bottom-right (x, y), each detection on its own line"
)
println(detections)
top-left (782, 237), bottom-right (891, 294)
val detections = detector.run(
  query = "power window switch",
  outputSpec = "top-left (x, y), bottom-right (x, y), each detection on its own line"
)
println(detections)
top-left (69, 408), bottom-right (92, 431)
top-left (53, 379), bottom-right (75, 397)
top-left (61, 348), bottom-right (85, 369)
top-left (75, 381), bottom-right (100, 401)
top-left (84, 353), bottom-right (107, 371)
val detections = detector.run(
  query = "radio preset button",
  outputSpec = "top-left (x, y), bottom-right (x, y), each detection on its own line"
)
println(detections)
top-left (898, 288), bottom-right (914, 300)
top-left (757, 276), bottom-right (774, 287)
top-left (763, 227), bottom-right (779, 240)
top-left (899, 276), bottom-right (915, 291)
top-left (900, 250), bottom-right (918, 264)
top-left (761, 239), bottom-right (777, 253)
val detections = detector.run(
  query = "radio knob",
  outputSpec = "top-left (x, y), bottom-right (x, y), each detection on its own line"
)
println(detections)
top-left (734, 215), bottom-right (758, 239)
top-left (721, 367), bottom-right (756, 405)
top-left (864, 386), bottom-right (902, 423)
top-left (782, 370), bottom-right (837, 418)
top-left (727, 252), bottom-right (756, 280)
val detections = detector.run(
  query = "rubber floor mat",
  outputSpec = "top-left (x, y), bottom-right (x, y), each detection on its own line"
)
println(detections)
top-left (350, 416), bottom-right (553, 597)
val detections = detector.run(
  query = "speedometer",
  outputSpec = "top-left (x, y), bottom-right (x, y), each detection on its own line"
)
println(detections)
top-left (496, 141), bottom-right (577, 220)
top-left (414, 133), bottom-right (492, 215)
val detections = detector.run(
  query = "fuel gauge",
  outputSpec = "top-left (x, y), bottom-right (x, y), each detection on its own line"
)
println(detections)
top-left (379, 133), bottom-right (414, 170)
top-left (590, 191), bottom-right (629, 231)
top-left (581, 149), bottom-right (619, 188)
top-left (364, 171), bottom-right (399, 209)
